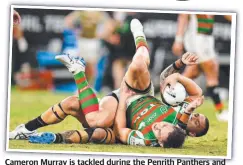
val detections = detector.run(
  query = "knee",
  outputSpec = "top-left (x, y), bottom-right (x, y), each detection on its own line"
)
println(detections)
top-left (206, 79), bottom-right (219, 87)
top-left (61, 96), bottom-right (80, 114)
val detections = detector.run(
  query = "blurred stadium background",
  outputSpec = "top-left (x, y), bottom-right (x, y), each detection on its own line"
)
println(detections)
top-left (11, 9), bottom-right (232, 98)
top-left (9, 8), bottom-right (232, 155)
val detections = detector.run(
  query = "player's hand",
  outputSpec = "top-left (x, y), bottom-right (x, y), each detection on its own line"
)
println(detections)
top-left (13, 10), bottom-right (21, 26)
top-left (160, 73), bottom-right (180, 93)
top-left (186, 96), bottom-right (204, 113)
top-left (181, 52), bottom-right (199, 65)
top-left (172, 42), bottom-right (184, 56)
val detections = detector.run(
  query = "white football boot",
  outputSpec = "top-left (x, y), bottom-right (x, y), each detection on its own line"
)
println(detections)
top-left (216, 110), bottom-right (228, 122)
top-left (130, 18), bottom-right (146, 41)
top-left (9, 124), bottom-right (37, 140)
top-left (55, 54), bottom-right (86, 75)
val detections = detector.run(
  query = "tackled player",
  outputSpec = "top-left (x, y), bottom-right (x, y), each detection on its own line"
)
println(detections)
top-left (10, 19), bottom-right (209, 148)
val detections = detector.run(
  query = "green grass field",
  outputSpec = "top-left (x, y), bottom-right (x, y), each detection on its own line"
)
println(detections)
top-left (8, 88), bottom-right (229, 157)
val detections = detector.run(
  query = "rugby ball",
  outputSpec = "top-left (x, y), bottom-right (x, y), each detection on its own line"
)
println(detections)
top-left (162, 82), bottom-right (186, 106)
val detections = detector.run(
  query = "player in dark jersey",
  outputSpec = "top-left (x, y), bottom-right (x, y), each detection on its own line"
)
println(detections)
top-left (26, 19), bottom-right (207, 148)
top-left (112, 19), bottom-right (208, 148)
top-left (113, 80), bottom-right (204, 148)
top-left (113, 73), bottom-right (205, 148)
top-left (10, 19), bottom-right (208, 148)
top-left (25, 50), bottom-right (205, 147)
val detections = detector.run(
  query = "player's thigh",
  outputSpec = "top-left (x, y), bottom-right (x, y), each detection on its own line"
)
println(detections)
top-left (183, 65), bottom-right (200, 79)
top-left (125, 48), bottom-right (151, 90)
top-left (86, 96), bottom-right (118, 128)
top-left (97, 96), bottom-right (118, 127)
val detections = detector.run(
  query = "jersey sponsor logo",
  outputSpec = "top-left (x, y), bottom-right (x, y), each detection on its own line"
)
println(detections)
top-left (138, 121), bottom-right (146, 130)
top-left (159, 106), bottom-right (168, 114)
top-left (146, 112), bottom-right (157, 124)
top-left (134, 104), bottom-right (155, 124)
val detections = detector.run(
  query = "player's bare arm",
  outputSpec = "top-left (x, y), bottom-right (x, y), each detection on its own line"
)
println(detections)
top-left (160, 52), bottom-right (202, 98)
top-left (172, 14), bottom-right (189, 56)
top-left (160, 52), bottom-right (199, 83)
top-left (161, 73), bottom-right (203, 100)
top-left (113, 81), bottom-right (134, 144)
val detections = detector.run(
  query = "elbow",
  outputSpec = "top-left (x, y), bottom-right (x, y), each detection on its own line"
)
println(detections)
top-left (196, 86), bottom-right (203, 97)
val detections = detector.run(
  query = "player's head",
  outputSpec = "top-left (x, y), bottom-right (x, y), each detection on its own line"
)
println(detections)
top-left (152, 121), bottom-right (186, 148)
top-left (186, 113), bottom-right (209, 137)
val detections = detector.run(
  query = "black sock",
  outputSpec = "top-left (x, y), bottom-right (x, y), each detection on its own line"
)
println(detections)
top-left (25, 116), bottom-right (48, 131)
top-left (207, 86), bottom-right (223, 112)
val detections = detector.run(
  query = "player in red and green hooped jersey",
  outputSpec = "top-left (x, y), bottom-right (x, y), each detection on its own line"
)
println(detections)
top-left (114, 82), bottom-right (204, 147)
top-left (112, 19), bottom-right (207, 148)
top-left (10, 19), bottom-right (208, 148)
top-left (26, 51), bottom-right (206, 147)
top-left (172, 14), bottom-right (232, 122)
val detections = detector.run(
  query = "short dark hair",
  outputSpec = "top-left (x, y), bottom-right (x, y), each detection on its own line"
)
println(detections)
top-left (196, 117), bottom-right (210, 137)
top-left (163, 127), bottom-right (186, 148)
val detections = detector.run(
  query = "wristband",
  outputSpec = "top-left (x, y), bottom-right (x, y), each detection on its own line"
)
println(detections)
top-left (179, 58), bottom-right (186, 66)
top-left (175, 36), bottom-right (184, 43)
top-left (173, 62), bottom-right (181, 70)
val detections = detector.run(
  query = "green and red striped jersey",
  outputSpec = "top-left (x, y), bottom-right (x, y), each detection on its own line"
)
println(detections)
top-left (126, 96), bottom-right (191, 146)
top-left (196, 14), bottom-right (215, 35)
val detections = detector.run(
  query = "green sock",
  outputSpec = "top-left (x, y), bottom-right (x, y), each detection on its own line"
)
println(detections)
top-left (135, 36), bottom-right (148, 50)
top-left (74, 72), bottom-right (99, 115)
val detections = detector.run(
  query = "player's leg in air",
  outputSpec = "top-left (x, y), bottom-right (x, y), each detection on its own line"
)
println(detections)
top-left (9, 56), bottom-right (118, 140)
top-left (124, 19), bottom-right (151, 92)
top-left (26, 20), bottom-right (153, 145)
top-left (55, 55), bottom-right (119, 127)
